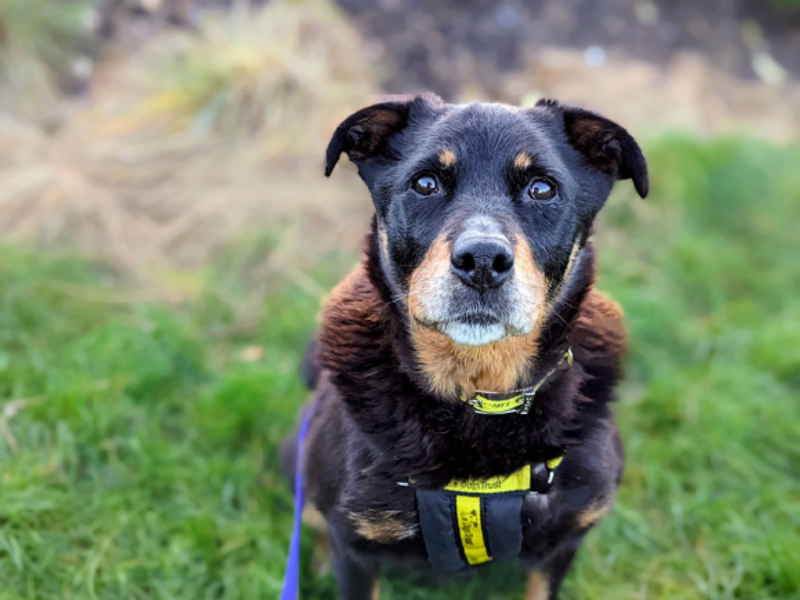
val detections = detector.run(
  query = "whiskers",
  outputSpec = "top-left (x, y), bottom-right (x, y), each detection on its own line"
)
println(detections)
top-left (387, 291), bottom-right (417, 307)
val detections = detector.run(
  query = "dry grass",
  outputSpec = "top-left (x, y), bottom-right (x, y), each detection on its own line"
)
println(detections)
top-left (489, 48), bottom-right (800, 143)
top-left (0, 0), bottom-right (92, 118)
top-left (0, 0), bottom-right (799, 299)
top-left (0, 0), bottom-right (379, 296)
top-left (117, 0), bottom-right (376, 139)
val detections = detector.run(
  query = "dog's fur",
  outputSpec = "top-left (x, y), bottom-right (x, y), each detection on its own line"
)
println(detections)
top-left (282, 94), bottom-right (648, 600)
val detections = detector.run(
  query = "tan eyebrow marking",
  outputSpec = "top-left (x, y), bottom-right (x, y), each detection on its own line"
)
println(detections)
top-left (439, 149), bottom-right (457, 168)
top-left (514, 152), bottom-right (533, 169)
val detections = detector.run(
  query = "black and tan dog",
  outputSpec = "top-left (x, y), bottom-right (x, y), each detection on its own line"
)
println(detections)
top-left (282, 93), bottom-right (648, 600)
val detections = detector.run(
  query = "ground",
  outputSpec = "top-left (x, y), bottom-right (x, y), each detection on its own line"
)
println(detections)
top-left (1, 135), bottom-right (798, 599)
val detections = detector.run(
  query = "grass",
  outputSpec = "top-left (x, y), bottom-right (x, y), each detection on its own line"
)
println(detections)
top-left (128, 0), bottom-right (374, 139)
top-left (774, 0), bottom-right (800, 9)
top-left (0, 135), bottom-right (798, 599)
top-left (0, 0), bottom-right (91, 117)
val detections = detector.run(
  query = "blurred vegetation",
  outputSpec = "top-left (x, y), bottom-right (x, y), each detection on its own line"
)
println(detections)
top-left (129, 0), bottom-right (374, 138)
top-left (0, 136), bottom-right (798, 599)
top-left (773, 0), bottom-right (800, 9)
top-left (0, 0), bottom-right (375, 280)
top-left (0, 0), bottom-right (91, 116)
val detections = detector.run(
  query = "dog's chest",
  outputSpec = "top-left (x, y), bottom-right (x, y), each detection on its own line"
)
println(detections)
top-left (342, 461), bottom-right (573, 570)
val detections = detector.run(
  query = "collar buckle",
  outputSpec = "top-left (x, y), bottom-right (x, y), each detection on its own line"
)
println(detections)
top-left (518, 390), bottom-right (536, 415)
top-left (467, 397), bottom-right (483, 410)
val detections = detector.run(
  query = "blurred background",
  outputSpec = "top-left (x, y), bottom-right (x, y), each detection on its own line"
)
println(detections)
top-left (0, 1), bottom-right (798, 598)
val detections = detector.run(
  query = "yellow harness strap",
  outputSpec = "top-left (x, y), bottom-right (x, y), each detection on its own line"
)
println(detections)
top-left (455, 495), bottom-right (491, 565)
top-left (414, 459), bottom-right (564, 570)
top-left (445, 464), bottom-right (532, 494)
top-left (449, 465), bottom-right (532, 566)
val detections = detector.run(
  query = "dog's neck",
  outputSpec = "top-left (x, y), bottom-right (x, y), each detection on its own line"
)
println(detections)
top-left (318, 226), bottom-right (625, 484)
top-left (407, 324), bottom-right (541, 400)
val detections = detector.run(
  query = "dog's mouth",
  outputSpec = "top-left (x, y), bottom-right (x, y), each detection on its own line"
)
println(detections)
top-left (414, 310), bottom-right (533, 346)
top-left (452, 312), bottom-right (500, 327)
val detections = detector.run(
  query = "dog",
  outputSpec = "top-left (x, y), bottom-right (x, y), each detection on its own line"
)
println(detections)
top-left (282, 93), bottom-right (648, 600)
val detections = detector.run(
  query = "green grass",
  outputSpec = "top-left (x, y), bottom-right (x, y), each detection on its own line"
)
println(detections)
top-left (0, 136), bottom-right (799, 599)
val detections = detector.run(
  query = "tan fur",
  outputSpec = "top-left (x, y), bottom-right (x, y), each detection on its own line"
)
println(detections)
top-left (407, 236), bottom-right (546, 399)
top-left (549, 241), bottom-right (582, 299)
top-left (346, 510), bottom-right (419, 544)
top-left (576, 498), bottom-right (614, 529)
top-left (378, 226), bottom-right (391, 267)
top-left (410, 325), bottom-right (540, 399)
top-left (526, 570), bottom-right (550, 600)
top-left (372, 580), bottom-right (381, 600)
top-left (349, 107), bottom-right (408, 157)
top-left (311, 532), bottom-right (332, 577)
top-left (514, 152), bottom-right (533, 169)
top-left (575, 289), bottom-right (627, 359)
top-left (590, 289), bottom-right (625, 318)
top-left (514, 235), bottom-right (548, 314)
top-left (325, 265), bottom-right (384, 328)
top-left (439, 148), bottom-right (457, 168)
top-left (570, 117), bottom-right (606, 139)
top-left (407, 236), bottom-right (451, 321)
top-left (302, 504), bottom-right (327, 531)
top-left (563, 242), bottom-right (581, 282)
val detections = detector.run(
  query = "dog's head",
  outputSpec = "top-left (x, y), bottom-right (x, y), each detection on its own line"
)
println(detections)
top-left (326, 94), bottom-right (647, 347)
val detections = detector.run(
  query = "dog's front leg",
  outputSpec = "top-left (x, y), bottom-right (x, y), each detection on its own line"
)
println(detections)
top-left (328, 519), bottom-right (379, 600)
top-left (525, 537), bottom-right (582, 600)
top-left (330, 550), bottom-right (378, 600)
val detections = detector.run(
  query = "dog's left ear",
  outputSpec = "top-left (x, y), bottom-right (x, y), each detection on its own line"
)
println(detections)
top-left (538, 100), bottom-right (649, 198)
top-left (325, 98), bottom-right (413, 177)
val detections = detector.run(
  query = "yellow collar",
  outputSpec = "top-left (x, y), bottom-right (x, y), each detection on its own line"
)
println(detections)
top-left (464, 348), bottom-right (573, 415)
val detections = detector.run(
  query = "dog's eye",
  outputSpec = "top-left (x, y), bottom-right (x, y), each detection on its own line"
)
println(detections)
top-left (412, 174), bottom-right (439, 196)
top-left (528, 178), bottom-right (556, 201)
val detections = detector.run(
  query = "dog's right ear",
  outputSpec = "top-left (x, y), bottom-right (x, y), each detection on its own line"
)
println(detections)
top-left (326, 95), bottom-right (444, 177)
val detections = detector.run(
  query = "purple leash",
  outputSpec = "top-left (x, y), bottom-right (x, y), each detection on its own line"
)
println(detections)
top-left (280, 403), bottom-right (316, 600)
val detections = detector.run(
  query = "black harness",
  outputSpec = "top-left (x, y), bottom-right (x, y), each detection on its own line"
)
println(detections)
top-left (414, 459), bottom-right (562, 573)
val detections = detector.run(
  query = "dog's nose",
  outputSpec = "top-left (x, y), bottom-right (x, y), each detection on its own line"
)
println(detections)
top-left (450, 233), bottom-right (514, 291)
